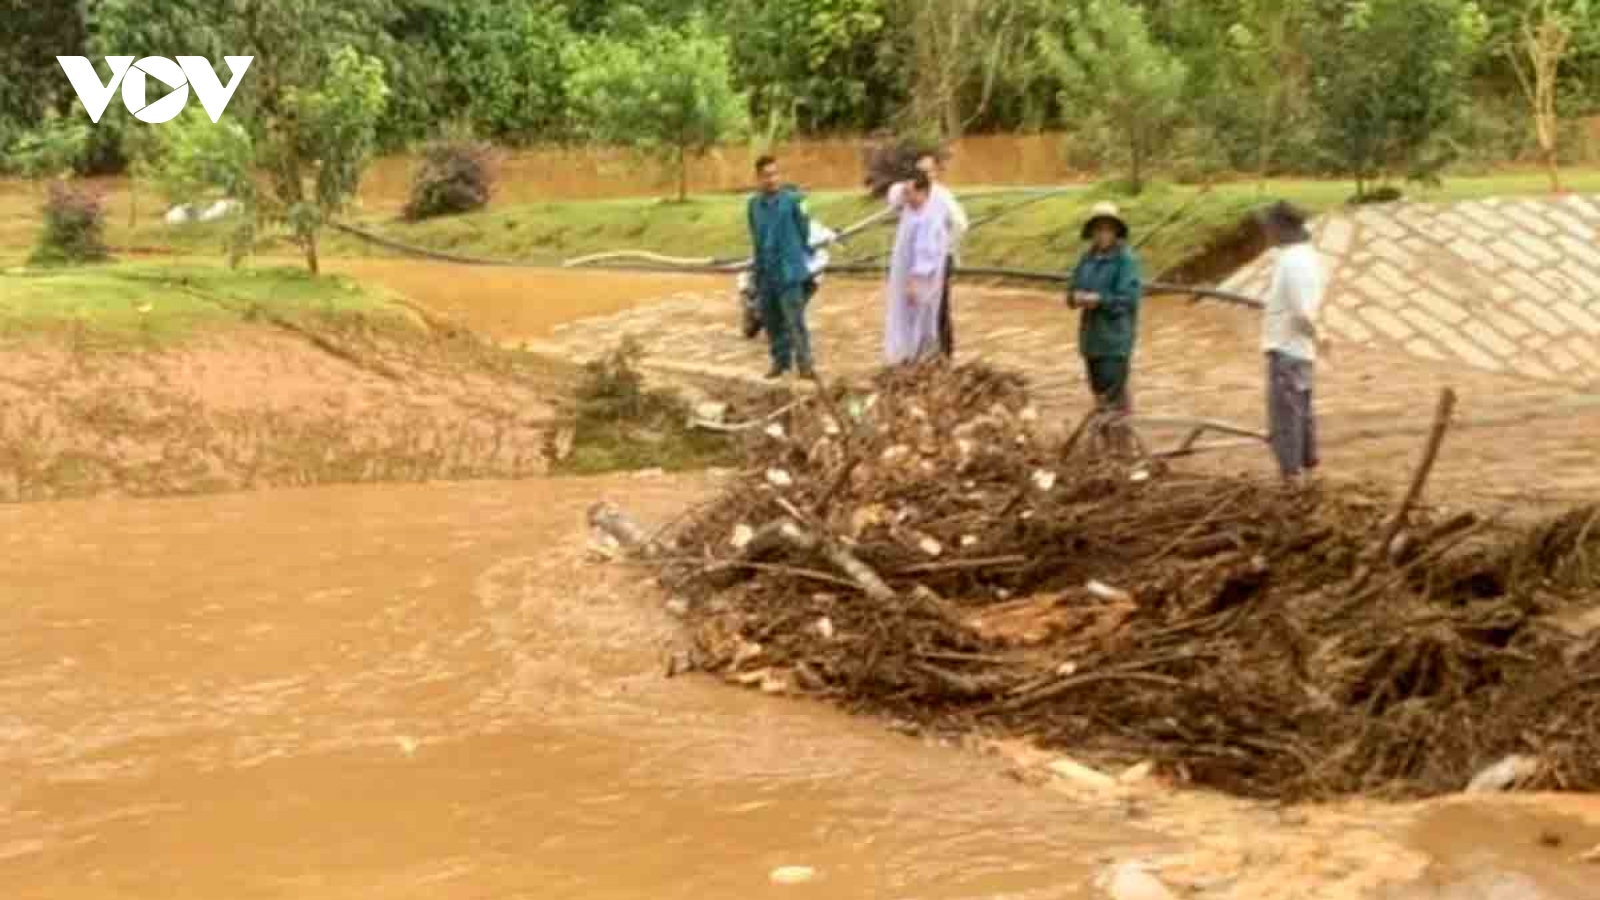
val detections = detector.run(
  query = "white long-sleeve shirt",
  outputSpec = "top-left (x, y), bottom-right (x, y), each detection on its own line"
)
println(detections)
top-left (1261, 242), bottom-right (1325, 360)
top-left (887, 182), bottom-right (969, 260)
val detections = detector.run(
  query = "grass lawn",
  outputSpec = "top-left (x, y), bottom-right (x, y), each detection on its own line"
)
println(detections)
top-left (0, 261), bottom-right (403, 345)
top-left (29, 167), bottom-right (1592, 281)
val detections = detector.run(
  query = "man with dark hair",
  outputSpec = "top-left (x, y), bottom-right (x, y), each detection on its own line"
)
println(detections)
top-left (1257, 201), bottom-right (1325, 485)
top-left (747, 155), bottom-right (816, 379)
top-left (888, 152), bottom-right (968, 359)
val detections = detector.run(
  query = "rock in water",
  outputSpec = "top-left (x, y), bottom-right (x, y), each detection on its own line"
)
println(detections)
top-left (1096, 862), bottom-right (1176, 900)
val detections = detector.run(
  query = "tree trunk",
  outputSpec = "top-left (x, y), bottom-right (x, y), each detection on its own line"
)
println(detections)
top-left (1544, 144), bottom-right (1564, 194)
top-left (305, 233), bottom-right (320, 275)
top-left (677, 145), bottom-right (688, 203)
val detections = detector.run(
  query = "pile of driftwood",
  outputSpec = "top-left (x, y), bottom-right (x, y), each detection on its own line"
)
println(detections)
top-left (597, 362), bottom-right (1600, 801)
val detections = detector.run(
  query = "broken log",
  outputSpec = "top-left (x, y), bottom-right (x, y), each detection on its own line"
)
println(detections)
top-left (588, 501), bottom-right (659, 558)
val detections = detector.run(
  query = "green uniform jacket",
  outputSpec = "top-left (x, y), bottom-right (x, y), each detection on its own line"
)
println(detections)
top-left (1070, 243), bottom-right (1143, 359)
top-left (747, 188), bottom-right (811, 294)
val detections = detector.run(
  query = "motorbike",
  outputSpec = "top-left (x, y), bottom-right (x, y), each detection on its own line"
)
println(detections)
top-left (738, 220), bottom-right (838, 339)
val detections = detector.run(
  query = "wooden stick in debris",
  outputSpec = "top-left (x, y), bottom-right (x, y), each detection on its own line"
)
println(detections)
top-left (1353, 388), bottom-right (1457, 591)
top-left (743, 514), bottom-right (897, 603)
top-left (588, 501), bottom-right (659, 558)
top-left (1384, 388), bottom-right (1457, 549)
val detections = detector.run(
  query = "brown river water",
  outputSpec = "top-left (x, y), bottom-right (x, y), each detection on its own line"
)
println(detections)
top-left (0, 478), bottom-right (1141, 900)
top-left (5, 264), bottom-right (1599, 899)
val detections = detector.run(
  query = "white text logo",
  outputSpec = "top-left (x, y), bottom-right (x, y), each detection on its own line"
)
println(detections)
top-left (57, 56), bottom-right (254, 124)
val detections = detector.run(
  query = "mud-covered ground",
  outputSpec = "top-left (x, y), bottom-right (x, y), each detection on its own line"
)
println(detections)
top-left (0, 312), bottom-right (563, 502)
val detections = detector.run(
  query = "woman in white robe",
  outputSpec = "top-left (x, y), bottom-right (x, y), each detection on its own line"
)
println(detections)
top-left (883, 173), bottom-right (951, 365)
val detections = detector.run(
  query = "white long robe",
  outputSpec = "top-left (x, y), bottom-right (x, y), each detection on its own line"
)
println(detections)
top-left (883, 199), bottom-right (950, 365)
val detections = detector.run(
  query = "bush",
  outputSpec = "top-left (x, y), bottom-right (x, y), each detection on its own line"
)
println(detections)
top-left (31, 181), bottom-right (109, 266)
top-left (860, 130), bottom-right (944, 197)
top-left (402, 140), bottom-right (497, 221)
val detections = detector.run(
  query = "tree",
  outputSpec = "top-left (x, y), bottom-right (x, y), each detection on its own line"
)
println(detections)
top-left (724, 0), bottom-right (894, 135)
top-left (433, 1), bottom-right (576, 143)
top-left (1038, 0), bottom-right (1189, 193)
top-left (1310, 0), bottom-right (1489, 199)
top-left (264, 47), bottom-right (390, 274)
top-left (568, 18), bottom-right (748, 201)
top-left (1503, 0), bottom-right (1593, 192)
top-left (146, 108), bottom-right (258, 264)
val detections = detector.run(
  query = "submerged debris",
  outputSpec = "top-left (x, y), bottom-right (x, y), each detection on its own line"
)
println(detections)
top-left (642, 362), bottom-right (1600, 802)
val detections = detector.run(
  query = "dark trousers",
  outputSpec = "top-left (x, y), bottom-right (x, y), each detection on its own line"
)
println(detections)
top-left (1084, 355), bottom-right (1132, 413)
top-left (1266, 350), bottom-right (1319, 477)
top-left (937, 256), bottom-right (955, 358)
top-left (760, 283), bottom-right (812, 372)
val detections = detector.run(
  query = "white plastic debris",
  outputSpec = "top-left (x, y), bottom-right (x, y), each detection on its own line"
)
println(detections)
top-left (163, 205), bottom-right (195, 225)
top-left (731, 523), bottom-right (756, 549)
top-left (1129, 469), bottom-right (1151, 483)
top-left (1032, 469), bottom-right (1058, 491)
top-left (766, 469), bottom-right (794, 488)
top-left (815, 617), bottom-right (835, 640)
top-left (822, 417), bottom-right (841, 436)
top-left (694, 401), bottom-right (729, 424)
top-left (1056, 661), bottom-right (1079, 677)
top-left (1466, 754), bottom-right (1541, 793)
top-left (770, 866), bottom-right (816, 885)
top-left (1048, 757), bottom-right (1120, 792)
top-left (961, 535), bottom-right (979, 548)
top-left (197, 198), bottom-right (242, 222)
top-left (1020, 406), bottom-right (1039, 423)
top-left (764, 422), bottom-right (786, 440)
top-left (918, 536), bottom-right (943, 557)
top-left (1087, 580), bottom-right (1133, 603)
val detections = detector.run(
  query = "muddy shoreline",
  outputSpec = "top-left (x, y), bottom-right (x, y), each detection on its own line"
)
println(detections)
top-left (0, 310), bottom-right (560, 503)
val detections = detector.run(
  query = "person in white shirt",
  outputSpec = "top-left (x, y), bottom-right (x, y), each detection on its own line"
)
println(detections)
top-left (888, 152), bottom-right (969, 359)
top-left (1258, 201), bottom-right (1326, 484)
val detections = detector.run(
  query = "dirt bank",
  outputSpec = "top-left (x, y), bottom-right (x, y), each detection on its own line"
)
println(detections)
top-left (0, 310), bottom-right (562, 502)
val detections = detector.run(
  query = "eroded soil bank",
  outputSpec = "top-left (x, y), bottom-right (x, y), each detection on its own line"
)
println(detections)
top-left (0, 311), bottom-right (560, 502)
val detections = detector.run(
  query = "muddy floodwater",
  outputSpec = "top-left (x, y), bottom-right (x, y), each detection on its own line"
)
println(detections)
top-left (0, 478), bottom-right (1151, 900)
top-left (326, 259), bottom-right (727, 341)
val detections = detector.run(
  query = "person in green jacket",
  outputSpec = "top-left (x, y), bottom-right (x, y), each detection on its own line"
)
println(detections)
top-left (1068, 201), bottom-right (1143, 415)
top-left (747, 155), bottom-right (816, 380)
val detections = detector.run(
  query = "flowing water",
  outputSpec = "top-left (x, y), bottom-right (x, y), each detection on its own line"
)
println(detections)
top-left (0, 478), bottom-right (1156, 900)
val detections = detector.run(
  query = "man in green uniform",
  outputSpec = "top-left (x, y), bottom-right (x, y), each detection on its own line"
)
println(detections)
top-left (747, 155), bottom-right (816, 380)
top-left (1069, 202), bottom-right (1143, 414)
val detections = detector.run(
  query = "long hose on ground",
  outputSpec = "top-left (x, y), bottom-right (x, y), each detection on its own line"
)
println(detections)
top-left (332, 183), bottom-right (1263, 308)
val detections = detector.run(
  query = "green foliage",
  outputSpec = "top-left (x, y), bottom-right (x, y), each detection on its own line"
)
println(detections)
top-left (31, 181), bottom-right (110, 266)
top-left (146, 108), bottom-right (258, 264)
top-left (0, 0), bottom-right (87, 150)
top-left (725, 0), bottom-right (895, 133)
top-left (404, 139), bottom-right (498, 221)
top-left (266, 46), bottom-right (391, 273)
top-left (563, 336), bottom-right (735, 475)
top-left (1039, 0), bottom-right (1189, 193)
top-left (1310, 0), bottom-right (1490, 197)
top-left (5, 114), bottom-right (92, 179)
top-left (433, 1), bottom-right (576, 142)
top-left (568, 17), bottom-right (749, 200)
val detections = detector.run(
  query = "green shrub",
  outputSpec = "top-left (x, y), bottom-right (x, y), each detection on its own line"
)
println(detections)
top-left (403, 140), bottom-right (497, 221)
top-left (31, 181), bottom-right (110, 266)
